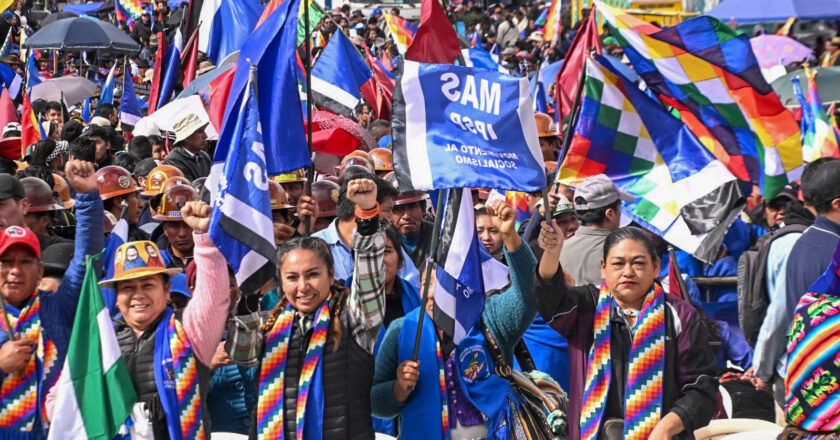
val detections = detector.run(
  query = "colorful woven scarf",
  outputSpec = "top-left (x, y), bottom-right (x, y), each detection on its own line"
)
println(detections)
top-left (580, 283), bottom-right (665, 440)
top-left (153, 309), bottom-right (204, 440)
top-left (0, 293), bottom-right (58, 432)
top-left (257, 297), bottom-right (331, 440)
top-left (785, 242), bottom-right (840, 431)
top-left (435, 336), bottom-right (451, 439)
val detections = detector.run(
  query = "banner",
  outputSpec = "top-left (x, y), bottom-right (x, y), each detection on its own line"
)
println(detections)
top-left (392, 60), bottom-right (545, 192)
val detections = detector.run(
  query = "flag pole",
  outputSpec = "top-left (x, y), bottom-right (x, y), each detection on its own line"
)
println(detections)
top-left (411, 191), bottom-right (447, 362)
top-left (303, 0), bottom-right (316, 236)
top-left (556, 49), bottom-right (589, 169)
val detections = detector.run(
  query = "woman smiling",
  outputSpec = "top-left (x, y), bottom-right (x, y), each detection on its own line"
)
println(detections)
top-left (533, 224), bottom-right (718, 440)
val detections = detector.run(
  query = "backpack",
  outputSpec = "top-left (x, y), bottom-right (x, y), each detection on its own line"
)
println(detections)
top-left (737, 223), bottom-right (808, 347)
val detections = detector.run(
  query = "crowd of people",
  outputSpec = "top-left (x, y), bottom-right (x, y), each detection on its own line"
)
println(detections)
top-left (0, 0), bottom-right (839, 439)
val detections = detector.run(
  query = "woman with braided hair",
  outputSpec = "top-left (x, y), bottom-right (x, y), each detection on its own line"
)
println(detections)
top-left (532, 224), bottom-right (718, 440)
top-left (231, 178), bottom-right (386, 440)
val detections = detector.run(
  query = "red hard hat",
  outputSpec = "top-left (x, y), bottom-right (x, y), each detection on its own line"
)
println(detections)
top-left (394, 190), bottom-right (429, 206)
top-left (311, 180), bottom-right (340, 218)
top-left (153, 185), bottom-right (199, 221)
top-left (96, 165), bottom-right (140, 200)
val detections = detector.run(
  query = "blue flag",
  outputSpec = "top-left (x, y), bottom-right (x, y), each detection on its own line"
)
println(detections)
top-left (97, 64), bottom-right (117, 107)
top-left (433, 188), bottom-right (486, 344)
top-left (310, 31), bottom-right (373, 117)
top-left (205, 0), bottom-right (263, 65)
top-left (460, 47), bottom-right (500, 71)
top-left (214, 0), bottom-right (308, 177)
top-left (82, 97), bottom-right (91, 123)
top-left (392, 60), bottom-right (546, 192)
top-left (208, 75), bottom-right (276, 292)
top-left (156, 29), bottom-right (183, 110)
top-left (120, 75), bottom-right (143, 125)
top-left (27, 54), bottom-right (44, 88)
top-left (0, 62), bottom-right (21, 98)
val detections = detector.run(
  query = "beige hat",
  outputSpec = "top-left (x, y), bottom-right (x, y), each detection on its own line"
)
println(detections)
top-left (196, 60), bottom-right (215, 75)
top-left (143, 69), bottom-right (154, 82)
top-left (91, 116), bottom-right (111, 127)
top-left (173, 113), bottom-right (208, 145)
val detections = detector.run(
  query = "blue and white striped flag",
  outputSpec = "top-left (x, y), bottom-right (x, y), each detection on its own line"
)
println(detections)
top-left (208, 73), bottom-right (276, 293)
top-left (100, 217), bottom-right (128, 315)
top-left (97, 63), bottom-right (117, 107)
top-left (433, 188), bottom-right (487, 344)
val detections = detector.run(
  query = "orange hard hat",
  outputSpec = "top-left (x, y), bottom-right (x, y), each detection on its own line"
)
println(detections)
top-left (160, 176), bottom-right (191, 193)
top-left (153, 184), bottom-right (199, 221)
top-left (22, 177), bottom-right (65, 212)
top-left (268, 180), bottom-right (294, 210)
top-left (535, 112), bottom-right (558, 138)
top-left (52, 173), bottom-right (74, 209)
top-left (96, 165), bottom-right (141, 200)
top-left (141, 165), bottom-right (185, 196)
top-left (368, 148), bottom-right (393, 171)
top-left (311, 180), bottom-right (340, 218)
top-left (340, 150), bottom-right (375, 170)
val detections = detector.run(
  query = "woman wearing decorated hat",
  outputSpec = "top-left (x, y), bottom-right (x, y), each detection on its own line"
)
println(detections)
top-left (532, 224), bottom-right (717, 440)
top-left (96, 200), bottom-right (229, 439)
top-left (371, 199), bottom-right (540, 440)
top-left (229, 178), bottom-right (386, 440)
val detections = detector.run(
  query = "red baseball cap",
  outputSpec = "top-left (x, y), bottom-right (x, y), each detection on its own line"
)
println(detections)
top-left (0, 226), bottom-right (41, 259)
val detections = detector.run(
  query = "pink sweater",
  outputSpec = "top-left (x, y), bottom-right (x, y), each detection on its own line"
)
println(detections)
top-left (183, 232), bottom-right (230, 365)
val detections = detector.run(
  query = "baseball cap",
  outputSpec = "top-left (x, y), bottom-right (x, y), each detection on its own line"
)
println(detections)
top-left (0, 174), bottom-right (25, 199)
top-left (42, 243), bottom-right (74, 277)
top-left (806, 160), bottom-right (840, 208)
top-left (552, 194), bottom-right (574, 217)
top-left (573, 174), bottom-right (633, 211)
top-left (0, 225), bottom-right (41, 259)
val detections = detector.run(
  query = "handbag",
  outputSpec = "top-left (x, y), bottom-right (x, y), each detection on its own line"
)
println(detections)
top-left (481, 322), bottom-right (569, 439)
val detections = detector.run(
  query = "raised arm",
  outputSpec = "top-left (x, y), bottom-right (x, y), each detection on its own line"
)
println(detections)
top-left (344, 179), bottom-right (387, 354)
top-left (180, 201), bottom-right (231, 365)
top-left (53, 160), bottom-right (104, 328)
top-left (532, 219), bottom-right (598, 338)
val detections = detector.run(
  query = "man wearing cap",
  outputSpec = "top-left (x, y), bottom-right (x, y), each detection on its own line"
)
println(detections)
top-left (559, 174), bottom-right (633, 286)
top-left (785, 158), bottom-right (840, 321)
top-left (164, 113), bottom-right (211, 182)
top-left (0, 160), bottom-right (103, 440)
top-left (390, 189), bottom-right (435, 273)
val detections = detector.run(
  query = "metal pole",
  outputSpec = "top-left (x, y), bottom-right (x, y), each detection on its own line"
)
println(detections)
top-left (302, 0), bottom-right (315, 236)
top-left (556, 50), bottom-right (589, 169)
top-left (411, 191), bottom-right (447, 361)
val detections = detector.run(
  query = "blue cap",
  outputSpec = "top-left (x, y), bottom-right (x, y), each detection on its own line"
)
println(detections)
top-left (372, 7), bottom-right (382, 15)
top-left (169, 273), bottom-right (192, 298)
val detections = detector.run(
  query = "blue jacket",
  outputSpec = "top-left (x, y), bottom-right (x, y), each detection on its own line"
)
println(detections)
top-left (207, 364), bottom-right (258, 435)
top-left (0, 191), bottom-right (103, 440)
top-left (785, 216), bottom-right (840, 317)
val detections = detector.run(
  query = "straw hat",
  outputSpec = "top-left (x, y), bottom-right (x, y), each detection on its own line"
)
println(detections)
top-left (99, 240), bottom-right (182, 287)
top-left (91, 116), bottom-right (111, 127)
top-left (173, 113), bottom-right (208, 145)
top-left (196, 60), bottom-right (215, 75)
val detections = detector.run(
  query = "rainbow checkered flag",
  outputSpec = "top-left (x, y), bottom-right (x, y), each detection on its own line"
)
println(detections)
top-left (558, 56), bottom-right (744, 263)
top-left (48, 256), bottom-right (136, 439)
top-left (383, 14), bottom-right (418, 54)
top-left (793, 68), bottom-right (840, 162)
top-left (594, 0), bottom-right (803, 201)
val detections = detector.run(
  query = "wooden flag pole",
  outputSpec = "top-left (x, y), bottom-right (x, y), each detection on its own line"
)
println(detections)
top-left (410, 191), bottom-right (446, 363)
top-left (302, 0), bottom-right (315, 236)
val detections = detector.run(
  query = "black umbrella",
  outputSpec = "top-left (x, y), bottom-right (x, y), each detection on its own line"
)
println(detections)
top-left (39, 11), bottom-right (79, 28)
top-left (25, 17), bottom-right (141, 54)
